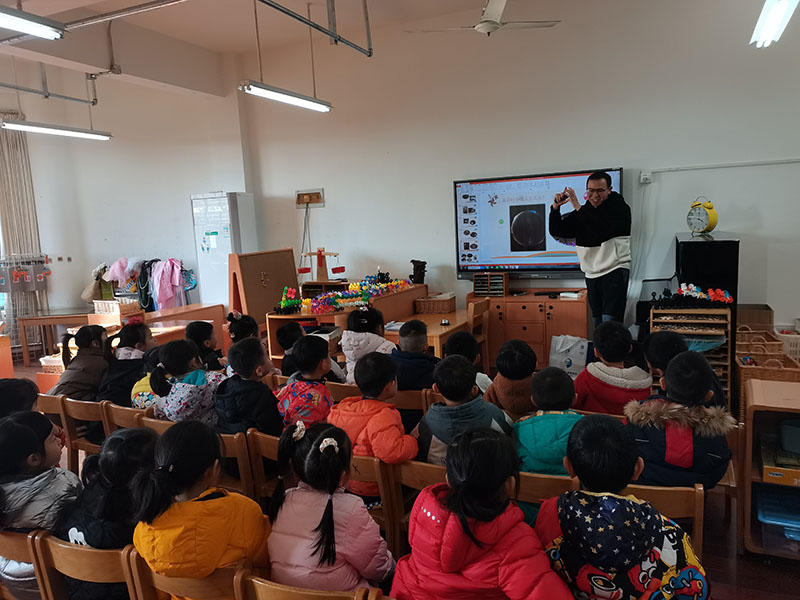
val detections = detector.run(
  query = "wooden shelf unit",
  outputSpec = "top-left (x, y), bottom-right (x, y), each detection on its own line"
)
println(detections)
top-left (650, 307), bottom-right (732, 413)
top-left (468, 288), bottom-right (589, 371)
top-left (743, 379), bottom-right (800, 560)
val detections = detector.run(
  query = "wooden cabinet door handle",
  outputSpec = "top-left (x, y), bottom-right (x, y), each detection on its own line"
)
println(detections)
top-left (521, 305), bottom-right (527, 310)
top-left (522, 326), bottom-right (527, 331)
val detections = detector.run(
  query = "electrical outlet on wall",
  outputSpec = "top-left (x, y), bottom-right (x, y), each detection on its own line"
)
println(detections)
top-left (296, 189), bottom-right (325, 208)
top-left (640, 171), bottom-right (653, 184)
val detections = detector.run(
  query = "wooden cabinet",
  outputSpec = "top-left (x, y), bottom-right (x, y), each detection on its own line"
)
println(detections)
top-left (470, 288), bottom-right (588, 371)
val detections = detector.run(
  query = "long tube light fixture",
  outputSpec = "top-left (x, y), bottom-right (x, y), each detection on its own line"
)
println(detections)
top-left (0, 119), bottom-right (111, 141)
top-left (0, 5), bottom-right (64, 40)
top-left (751, 0), bottom-right (800, 47)
top-left (239, 80), bottom-right (331, 113)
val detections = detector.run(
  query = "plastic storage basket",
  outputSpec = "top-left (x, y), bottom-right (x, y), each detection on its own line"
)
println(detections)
top-left (39, 354), bottom-right (64, 374)
top-left (774, 328), bottom-right (800, 361)
top-left (93, 298), bottom-right (140, 316)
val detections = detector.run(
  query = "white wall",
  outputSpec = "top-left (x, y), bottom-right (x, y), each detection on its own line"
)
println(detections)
top-left (241, 0), bottom-right (800, 324)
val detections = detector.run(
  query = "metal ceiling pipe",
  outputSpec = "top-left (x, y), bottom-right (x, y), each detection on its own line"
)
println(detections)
top-left (0, 0), bottom-right (190, 46)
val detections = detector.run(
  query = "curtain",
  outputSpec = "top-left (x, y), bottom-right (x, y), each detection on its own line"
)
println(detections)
top-left (0, 110), bottom-right (49, 348)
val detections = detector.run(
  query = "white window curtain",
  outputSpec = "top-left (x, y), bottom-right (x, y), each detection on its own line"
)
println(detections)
top-left (0, 109), bottom-right (49, 349)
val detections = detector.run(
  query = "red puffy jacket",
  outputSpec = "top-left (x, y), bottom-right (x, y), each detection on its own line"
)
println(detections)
top-left (391, 484), bottom-right (571, 600)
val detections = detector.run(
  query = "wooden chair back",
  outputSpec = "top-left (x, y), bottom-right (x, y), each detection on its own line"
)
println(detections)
top-left (275, 375), bottom-right (289, 387)
top-left (621, 483), bottom-right (705, 559)
top-left (36, 393), bottom-right (63, 422)
top-left (59, 397), bottom-right (104, 473)
top-left (391, 389), bottom-right (426, 412)
top-left (246, 429), bottom-right (281, 501)
top-left (100, 401), bottom-right (145, 435)
top-left (350, 455), bottom-right (397, 555)
top-left (260, 373), bottom-right (279, 389)
top-left (234, 573), bottom-right (376, 599)
top-left (31, 531), bottom-right (136, 600)
top-left (135, 413), bottom-right (174, 435)
top-left (422, 390), bottom-right (445, 413)
top-left (218, 432), bottom-right (255, 497)
top-left (467, 299), bottom-right (490, 372)
top-left (517, 471), bottom-right (579, 505)
top-left (0, 531), bottom-right (36, 563)
top-left (327, 381), bottom-right (360, 404)
top-left (393, 460), bottom-right (446, 491)
top-left (129, 548), bottom-right (248, 600)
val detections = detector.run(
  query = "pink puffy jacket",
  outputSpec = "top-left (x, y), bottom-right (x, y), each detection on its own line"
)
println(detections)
top-left (268, 482), bottom-right (395, 592)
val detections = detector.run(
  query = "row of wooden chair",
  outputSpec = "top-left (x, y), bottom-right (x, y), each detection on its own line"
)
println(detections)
top-left (0, 530), bottom-right (386, 600)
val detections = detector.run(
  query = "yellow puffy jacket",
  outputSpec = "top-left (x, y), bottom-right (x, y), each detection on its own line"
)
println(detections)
top-left (133, 488), bottom-right (270, 600)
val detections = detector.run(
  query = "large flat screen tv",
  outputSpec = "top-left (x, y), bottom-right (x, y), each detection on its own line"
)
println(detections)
top-left (455, 168), bottom-right (623, 279)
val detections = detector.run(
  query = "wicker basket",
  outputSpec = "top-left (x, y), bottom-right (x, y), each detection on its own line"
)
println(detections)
top-left (774, 328), bottom-right (800, 360)
top-left (737, 351), bottom-right (800, 408)
top-left (415, 295), bottom-right (456, 314)
top-left (39, 354), bottom-right (64, 374)
top-left (94, 298), bottom-right (140, 316)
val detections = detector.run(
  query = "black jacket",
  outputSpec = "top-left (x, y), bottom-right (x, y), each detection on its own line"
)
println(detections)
top-left (624, 396), bottom-right (735, 490)
top-left (548, 191), bottom-right (631, 247)
top-left (97, 359), bottom-right (146, 407)
top-left (214, 375), bottom-right (283, 436)
top-left (390, 349), bottom-right (439, 391)
top-left (55, 482), bottom-right (135, 600)
top-left (200, 348), bottom-right (225, 371)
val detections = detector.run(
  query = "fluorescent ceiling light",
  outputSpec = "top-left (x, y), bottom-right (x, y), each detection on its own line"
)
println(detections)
top-left (0, 5), bottom-right (64, 40)
top-left (239, 80), bottom-right (331, 113)
top-left (751, 0), bottom-right (799, 47)
top-left (1, 120), bottom-right (111, 141)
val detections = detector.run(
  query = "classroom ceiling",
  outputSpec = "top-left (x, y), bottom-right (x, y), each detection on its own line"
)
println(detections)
top-left (5, 0), bottom-right (490, 53)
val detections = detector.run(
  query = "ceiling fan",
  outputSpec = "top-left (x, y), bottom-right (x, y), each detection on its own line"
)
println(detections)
top-left (407, 0), bottom-right (560, 36)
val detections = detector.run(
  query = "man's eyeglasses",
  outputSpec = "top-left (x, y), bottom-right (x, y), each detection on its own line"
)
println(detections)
top-left (584, 188), bottom-right (609, 198)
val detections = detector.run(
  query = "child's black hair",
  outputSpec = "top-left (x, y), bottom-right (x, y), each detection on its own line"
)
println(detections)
top-left (276, 322), bottom-right (305, 352)
top-left (567, 415), bottom-right (638, 494)
top-left (105, 322), bottom-right (152, 362)
top-left (62, 324), bottom-right (106, 367)
top-left (0, 378), bottom-right (39, 419)
top-left (531, 366), bottom-right (575, 411)
top-left (346, 307), bottom-right (385, 334)
top-left (354, 352), bottom-right (397, 398)
top-left (269, 423), bottom-right (353, 566)
top-left (227, 312), bottom-right (259, 344)
top-left (78, 427), bottom-right (157, 522)
top-left (228, 337), bottom-right (266, 379)
top-left (142, 346), bottom-right (162, 372)
top-left (0, 412), bottom-right (54, 526)
top-left (642, 331), bottom-right (689, 372)
top-left (292, 335), bottom-right (329, 375)
top-left (445, 428), bottom-right (520, 547)
top-left (592, 321), bottom-right (632, 364)
top-left (433, 355), bottom-right (477, 403)
top-left (665, 350), bottom-right (714, 407)
top-left (185, 321), bottom-right (215, 350)
top-left (443, 331), bottom-right (480, 363)
top-left (131, 421), bottom-right (222, 524)
top-left (495, 339), bottom-right (537, 380)
top-left (398, 319), bottom-right (428, 353)
top-left (149, 340), bottom-right (200, 397)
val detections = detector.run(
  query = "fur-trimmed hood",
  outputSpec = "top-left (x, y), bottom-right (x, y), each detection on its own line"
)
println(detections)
top-left (586, 362), bottom-right (652, 389)
top-left (625, 398), bottom-right (736, 438)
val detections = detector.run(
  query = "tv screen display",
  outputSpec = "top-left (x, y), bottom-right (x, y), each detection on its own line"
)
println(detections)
top-left (455, 168), bottom-right (622, 278)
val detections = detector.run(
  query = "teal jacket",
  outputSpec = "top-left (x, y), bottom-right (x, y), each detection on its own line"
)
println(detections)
top-left (514, 410), bottom-right (583, 526)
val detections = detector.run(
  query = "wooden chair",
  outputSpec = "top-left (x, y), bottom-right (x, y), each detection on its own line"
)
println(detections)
top-left (261, 373), bottom-right (279, 389)
top-left (518, 471), bottom-right (579, 505)
top-left (622, 483), bottom-right (705, 560)
top-left (391, 389), bottom-right (426, 413)
top-left (327, 381), bottom-right (360, 404)
top-left (31, 531), bottom-right (136, 600)
top-left (467, 299), bottom-right (490, 373)
top-left (59, 397), bottom-right (104, 473)
top-left (135, 413), bottom-right (174, 435)
top-left (246, 429), bottom-right (281, 502)
top-left (129, 547), bottom-right (249, 600)
top-left (574, 409), bottom-right (626, 423)
top-left (275, 375), bottom-right (289, 387)
top-left (350, 455), bottom-right (397, 555)
top-left (422, 390), bottom-right (445, 413)
top-left (0, 531), bottom-right (37, 600)
top-left (100, 401), bottom-right (145, 435)
top-left (234, 572), bottom-right (381, 599)
top-left (390, 460), bottom-right (447, 555)
top-left (36, 393), bottom-right (63, 426)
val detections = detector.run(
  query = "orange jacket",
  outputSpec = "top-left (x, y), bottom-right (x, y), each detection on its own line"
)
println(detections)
top-left (133, 488), bottom-right (270, 600)
top-left (328, 396), bottom-right (418, 496)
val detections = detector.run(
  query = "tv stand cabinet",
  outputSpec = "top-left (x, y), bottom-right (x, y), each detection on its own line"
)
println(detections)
top-left (467, 288), bottom-right (589, 371)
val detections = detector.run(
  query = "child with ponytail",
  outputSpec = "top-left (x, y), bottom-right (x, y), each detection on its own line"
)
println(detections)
top-left (49, 325), bottom-right (108, 401)
top-left (268, 422), bottom-right (394, 592)
top-left (56, 427), bottom-right (157, 600)
top-left (98, 319), bottom-right (156, 406)
top-left (150, 340), bottom-right (226, 426)
top-left (0, 412), bottom-right (81, 600)
top-left (391, 428), bottom-right (571, 600)
top-left (227, 311), bottom-right (259, 344)
top-left (132, 421), bottom-right (270, 584)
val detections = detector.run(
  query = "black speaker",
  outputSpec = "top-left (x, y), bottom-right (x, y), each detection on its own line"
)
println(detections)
top-left (675, 233), bottom-right (739, 298)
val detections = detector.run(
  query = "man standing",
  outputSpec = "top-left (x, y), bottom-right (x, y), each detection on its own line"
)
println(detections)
top-left (549, 171), bottom-right (631, 325)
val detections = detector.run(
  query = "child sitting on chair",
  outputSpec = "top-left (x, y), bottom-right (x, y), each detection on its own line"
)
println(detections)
top-left (340, 307), bottom-right (396, 384)
top-left (484, 339), bottom-right (538, 422)
top-left (625, 350), bottom-right (735, 490)
top-left (414, 355), bottom-right (512, 465)
top-left (328, 352), bottom-right (417, 501)
top-left (535, 415), bottom-right (708, 599)
top-left (98, 321), bottom-right (157, 407)
top-left (0, 379), bottom-right (38, 419)
top-left (443, 331), bottom-right (492, 394)
top-left (276, 321), bottom-right (346, 382)
top-left (390, 320), bottom-right (439, 390)
top-left (275, 336), bottom-right (334, 427)
top-left (574, 321), bottom-right (651, 415)
top-left (185, 321), bottom-right (226, 371)
top-left (214, 337), bottom-right (282, 436)
top-left (130, 347), bottom-right (163, 410)
top-left (49, 325), bottom-right (108, 402)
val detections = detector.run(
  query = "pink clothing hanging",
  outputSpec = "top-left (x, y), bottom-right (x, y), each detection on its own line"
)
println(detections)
top-left (106, 258), bottom-right (129, 287)
top-left (152, 258), bottom-right (184, 310)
